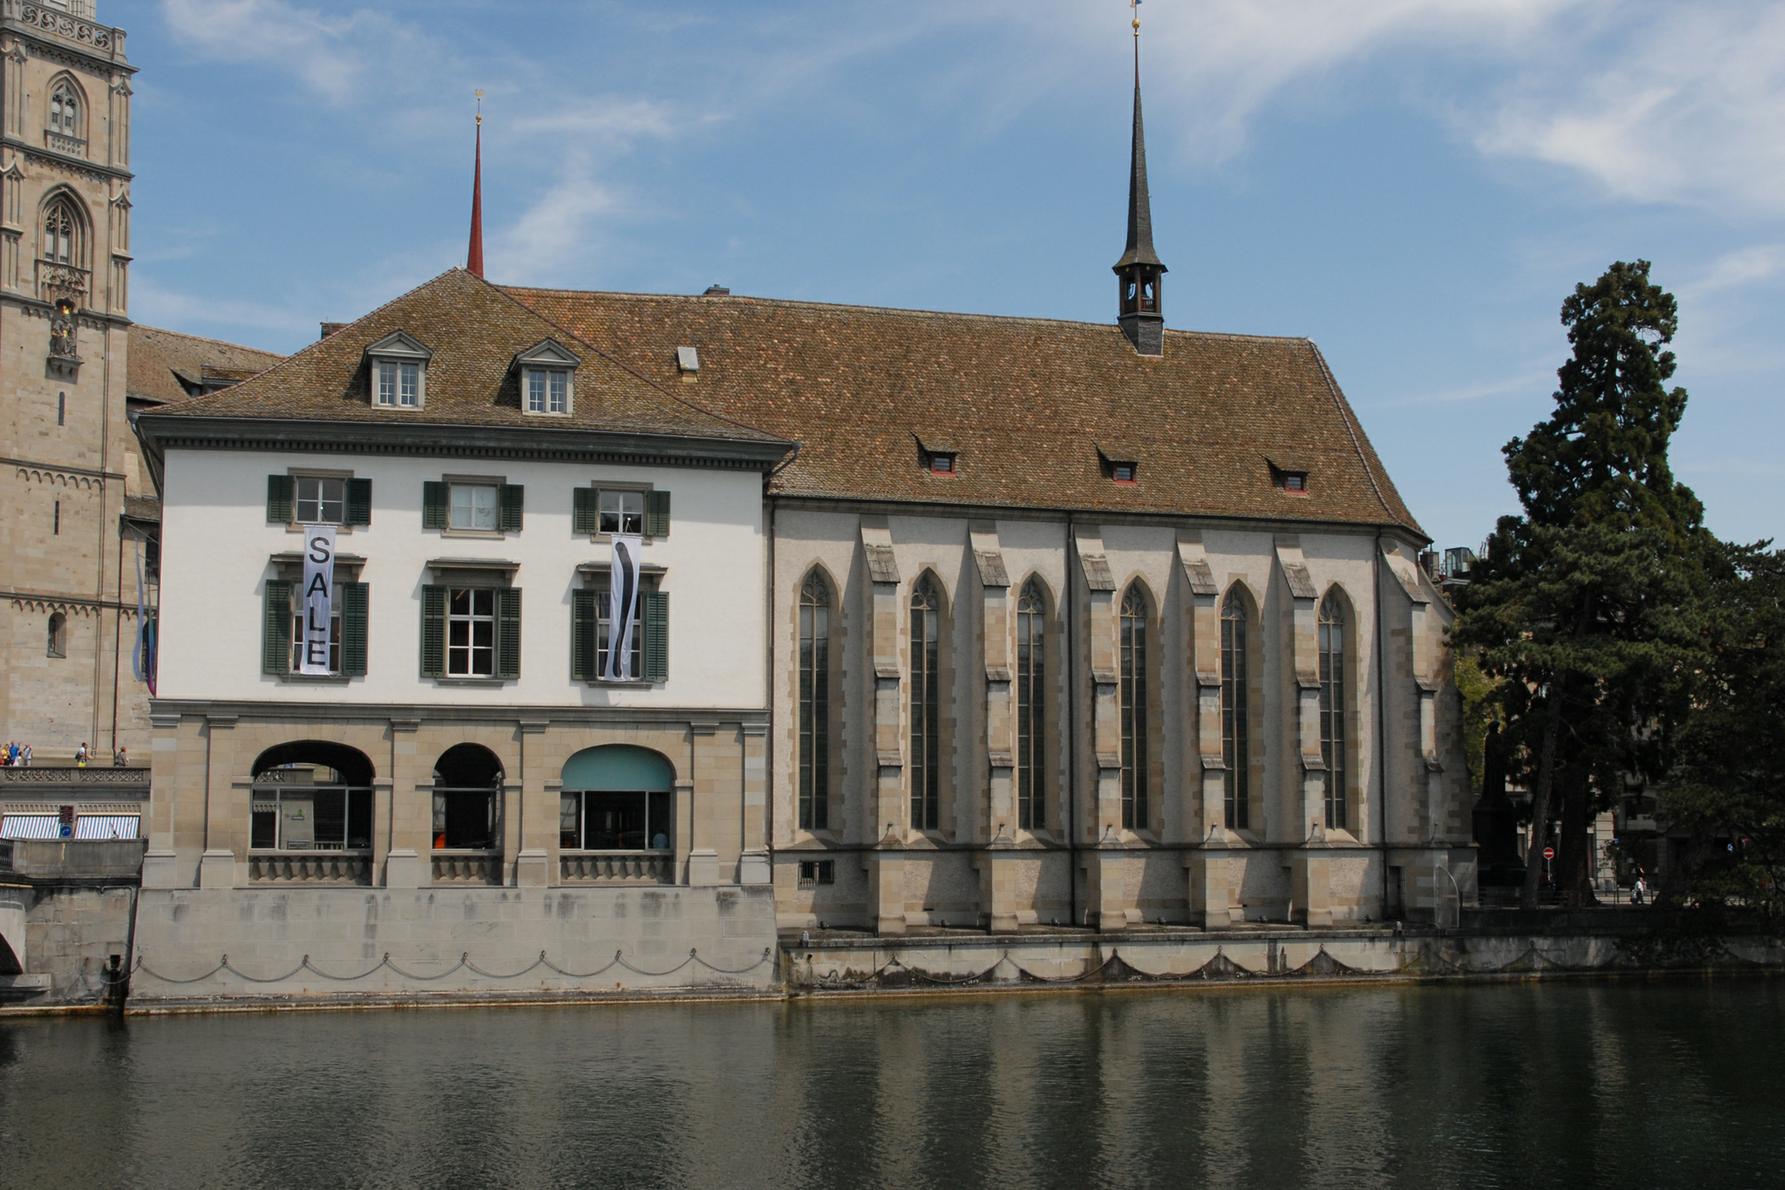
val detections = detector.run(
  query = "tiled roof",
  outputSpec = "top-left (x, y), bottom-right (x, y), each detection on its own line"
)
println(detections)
top-left (506, 286), bottom-right (1423, 535)
top-left (148, 269), bottom-right (786, 447)
top-left (126, 325), bottom-right (284, 405)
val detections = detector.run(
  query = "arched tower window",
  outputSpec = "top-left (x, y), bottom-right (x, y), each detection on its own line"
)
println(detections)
top-left (1119, 582), bottom-right (1151, 831)
top-left (1221, 587), bottom-right (1252, 830)
top-left (41, 195), bottom-right (83, 267)
top-left (47, 611), bottom-right (67, 658)
top-left (48, 79), bottom-right (83, 141)
top-left (909, 573), bottom-right (943, 831)
top-left (1015, 578), bottom-right (1048, 831)
top-left (798, 570), bottom-right (833, 832)
top-left (1318, 592), bottom-right (1349, 831)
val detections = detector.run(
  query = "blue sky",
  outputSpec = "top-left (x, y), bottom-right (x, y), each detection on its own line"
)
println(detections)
top-left (128, 1), bottom-right (1785, 551)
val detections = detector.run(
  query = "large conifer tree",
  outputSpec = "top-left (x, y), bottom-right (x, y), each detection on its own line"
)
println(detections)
top-left (1457, 261), bottom-right (1710, 908)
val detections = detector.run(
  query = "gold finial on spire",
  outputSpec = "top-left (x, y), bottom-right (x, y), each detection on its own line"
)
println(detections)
top-left (474, 88), bottom-right (484, 127)
top-left (1131, 0), bottom-right (1141, 37)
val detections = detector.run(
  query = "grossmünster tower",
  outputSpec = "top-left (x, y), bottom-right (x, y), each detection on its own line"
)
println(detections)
top-left (0, 1), bottom-right (278, 759)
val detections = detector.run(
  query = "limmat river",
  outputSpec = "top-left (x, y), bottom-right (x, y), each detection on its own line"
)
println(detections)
top-left (2, 980), bottom-right (1780, 1189)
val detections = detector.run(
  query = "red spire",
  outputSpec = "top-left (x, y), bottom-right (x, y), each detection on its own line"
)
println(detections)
top-left (467, 95), bottom-right (485, 278)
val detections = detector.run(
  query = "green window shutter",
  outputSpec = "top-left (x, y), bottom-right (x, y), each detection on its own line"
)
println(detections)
top-left (262, 579), bottom-right (292, 675)
top-left (496, 587), bottom-right (522, 680)
top-left (422, 481), bottom-right (448, 530)
top-left (644, 590), bottom-right (668, 682)
top-left (266, 475), bottom-right (293, 523)
top-left (346, 477), bottom-right (373, 526)
top-left (341, 581), bottom-right (369, 677)
top-left (500, 484), bottom-right (525, 533)
top-left (420, 585), bottom-right (446, 678)
top-left (572, 486), bottom-right (596, 536)
top-left (570, 588), bottom-right (598, 681)
top-left (646, 489), bottom-right (671, 538)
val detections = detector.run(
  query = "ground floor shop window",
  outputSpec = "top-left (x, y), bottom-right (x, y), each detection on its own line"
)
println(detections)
top-left (559, 789), bottom-right (672, 851)
top-left (434, 790), bottom-right (499, 850)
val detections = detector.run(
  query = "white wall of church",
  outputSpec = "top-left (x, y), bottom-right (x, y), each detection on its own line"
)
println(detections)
top-left (155, 447), bottom-right (767, 709)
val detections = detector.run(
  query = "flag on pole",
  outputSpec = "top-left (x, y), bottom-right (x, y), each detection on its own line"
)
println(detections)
top-left (606, 534), bottom-right (643, 681)
top-left (131, 541), bottom-right (157, 695)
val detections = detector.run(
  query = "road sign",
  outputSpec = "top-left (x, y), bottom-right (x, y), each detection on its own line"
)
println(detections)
top-left (1542, 846), bottom-right (1555, 861)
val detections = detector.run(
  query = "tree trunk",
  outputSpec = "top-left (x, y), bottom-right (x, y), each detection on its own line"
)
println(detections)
top-left (1558, 764), bottom-right (1596, 905)
top-left (1522, 684), bottom-right (1565, 910)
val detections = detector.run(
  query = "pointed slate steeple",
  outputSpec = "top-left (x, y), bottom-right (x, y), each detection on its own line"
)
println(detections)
top-left (1113, 12), bottom-right (1166, 356)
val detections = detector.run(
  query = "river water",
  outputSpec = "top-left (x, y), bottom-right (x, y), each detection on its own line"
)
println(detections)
top-left (1, 980), bottom-right (1780, 1188)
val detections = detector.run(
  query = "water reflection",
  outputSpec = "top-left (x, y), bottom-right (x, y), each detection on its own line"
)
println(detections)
top-left (1, 982), bottom-right (1780, 1188)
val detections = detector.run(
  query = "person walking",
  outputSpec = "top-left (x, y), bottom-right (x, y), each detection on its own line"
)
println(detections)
top-left (75, 741), bottom-right (89, 768)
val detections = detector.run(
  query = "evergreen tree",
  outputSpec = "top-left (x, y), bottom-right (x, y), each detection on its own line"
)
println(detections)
top-left (1456, 261), bottom-right (1711, 908)
top-left (1665, 544), bottom-right (1785, 920)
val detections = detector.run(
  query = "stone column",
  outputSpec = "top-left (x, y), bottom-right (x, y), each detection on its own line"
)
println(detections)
top-left (971, 528), bottom-right (1018, 931)
top-left (1075, 531), bottom-right (1128, 929)
top-left (141, 708), bottom-right (196, 889)
top-left (514, 718), bottom-right (551, 887)
top-left (383, 716), bottom-right (423, 889)
top-left (197, 713), bottom-right (237, 890)
top-left (1277, 538), bottom-right (1331, 925)
top-left (1180, 534), bottom-right (1241, 926)
top-left (738, 721), bottom-right (771, 885)
top-left (688, 720), bottom-right (726, 886)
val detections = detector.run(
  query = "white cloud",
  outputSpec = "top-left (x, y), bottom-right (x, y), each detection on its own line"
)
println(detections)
top-left (488, 164), bottom-right (627, 284)
top-left (131, 276), bottom-right (313, 344)
top-left (510, 98), bottom-right (685, 144)
top-left (1475, 4), bottom-right (1785, 217)
top-left (1683, 244), bottom-right (1785, 301)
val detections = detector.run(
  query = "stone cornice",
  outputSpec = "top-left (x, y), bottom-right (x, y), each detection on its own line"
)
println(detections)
top-left (0, 135), bottom-right (132, 183)
top-left (147, 699), bottom-right (771, 726)
top-left (135, 414), bottom-right (795, 473)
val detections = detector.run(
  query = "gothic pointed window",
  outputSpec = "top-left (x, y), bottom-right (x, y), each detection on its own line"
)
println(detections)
top-left (42, 196), bottom-right (81, 267)
top-left (1318, 593), bottom-right (1349, 832)
top-left (1119, 583), bottom-right (1150, 831)
top-left (1015, 579), bottom-right (1047, 831)
top-left (48, 81), bottom-right (81, 141)
top-left (1221, 587), bottom-right (1251, 831)
top-left (909, 574), bottom-right (942, 832)
top-left (798, 571), bottom-right (833, 832)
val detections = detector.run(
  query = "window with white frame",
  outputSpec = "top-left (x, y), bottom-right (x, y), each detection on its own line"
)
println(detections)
top-left (364, 331), bottom-right (431, 409)
top-left (376, 359), bottom-right (421, 407)
top-left (449, 481), bottom-right (499, 531)
top-left (294, 475), bottom-right (346, 524)
top-left (526, 368), bottom-right (570, 414)
top-left (447, 587), bottom-right (497, 677)
top-left (599, 489), bottom-right (644, 536)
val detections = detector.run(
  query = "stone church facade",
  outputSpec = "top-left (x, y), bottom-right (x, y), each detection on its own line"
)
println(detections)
top-left (0, 1), bottom-right (280, 765)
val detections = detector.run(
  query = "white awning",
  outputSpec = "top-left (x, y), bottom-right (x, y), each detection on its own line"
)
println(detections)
top-left (75, 814), bottom-right (139, 840)
top-left (1, 815), bottom-right (61, 840)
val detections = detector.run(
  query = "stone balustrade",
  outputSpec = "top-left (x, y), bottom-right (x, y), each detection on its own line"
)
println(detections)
top-left (248, 851), bottom-right (370, 885)
top-left (430, 852), bottom-right (502, 885)
top-left (559, 850), bottom-right (673, 885)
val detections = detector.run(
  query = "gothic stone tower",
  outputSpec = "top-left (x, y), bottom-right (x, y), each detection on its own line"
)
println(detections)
top-left (0, 1), bottom-right (137, 757)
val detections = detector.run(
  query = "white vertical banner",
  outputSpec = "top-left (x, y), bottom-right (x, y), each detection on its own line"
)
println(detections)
top-left (606, 534), bottom-right (643, 681)
top-left (299, 524), bottom-right (337, 675)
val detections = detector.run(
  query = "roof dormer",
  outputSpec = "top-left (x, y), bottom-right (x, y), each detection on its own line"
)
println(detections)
top-left (513, 338), bottom-right (582, 417)
top-left (365, 331), bottom-right (433, 410)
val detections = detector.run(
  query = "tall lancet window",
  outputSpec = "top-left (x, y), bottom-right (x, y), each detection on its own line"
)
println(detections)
top-left (909, 574), bottom-right (942, 831)
top-left (1119, 583), bottom-right (1150, 831)
top-left (798, 571), bottom-right (832, 832)
top-left (1221, 587), bottom-right (1251, 830)
top-left (1015, 579), bottom-right (1047, 831)
top-left (42, 197), bottom-right (80, 266)
top-left (1318, 593), bottom-right (1349, 831)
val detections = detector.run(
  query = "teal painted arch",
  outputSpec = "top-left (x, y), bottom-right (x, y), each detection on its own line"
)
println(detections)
top-left (561, 745), bottom-right (675, 792)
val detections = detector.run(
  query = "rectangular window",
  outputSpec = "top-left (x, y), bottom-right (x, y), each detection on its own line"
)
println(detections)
top-left (400, 362), bottom-right (419, 407)
top-left (448, 482), bottom-right (499, 531)
top-left (377, 360), bottom-right (397, 406)
top-left (250, 787), bottom-right (373, 851)
top-left (433, 789), bottom-right (500, 850)
top-left (294, 475), bottom-right (347, 524)
top-left (558, 790), bottom-right (673, 850)
top-left (598, 489), bottom-right (645, 536)
top-left (291, 604), bottom-right (343, 673)
top-left (265, 578), bottom-right (367, 677)
top-left (797, 859), bottom-right (836, 886)
top-left (447, 587), bottom-right (496, 677)
top-left (376, 360), bottom-right (421, 407)
top-left (526, 369), bottom-right (570, 414)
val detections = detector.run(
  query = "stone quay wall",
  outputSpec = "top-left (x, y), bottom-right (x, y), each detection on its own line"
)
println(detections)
top-left (127, 884), bottom-right (780, 1010)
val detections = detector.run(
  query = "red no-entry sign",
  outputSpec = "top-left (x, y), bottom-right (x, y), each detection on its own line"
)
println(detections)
top-left (1542, 846), bottom-right (1555, 861)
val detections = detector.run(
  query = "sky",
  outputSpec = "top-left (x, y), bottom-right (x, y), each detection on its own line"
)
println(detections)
top-left (124, 0), bottom-right (1785, 552)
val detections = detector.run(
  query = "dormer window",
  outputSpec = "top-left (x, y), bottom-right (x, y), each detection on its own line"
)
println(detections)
top-left (364, 331), bottom-right (432, 410)
top-left (915, 434), bottom-right (958, 477)
top-left (1098, 445), bottom-right (1140, 485)
top-left (1268, 457), bottom-right (1310, 496)
top-left (514, 339), bottom-right (582, 418)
